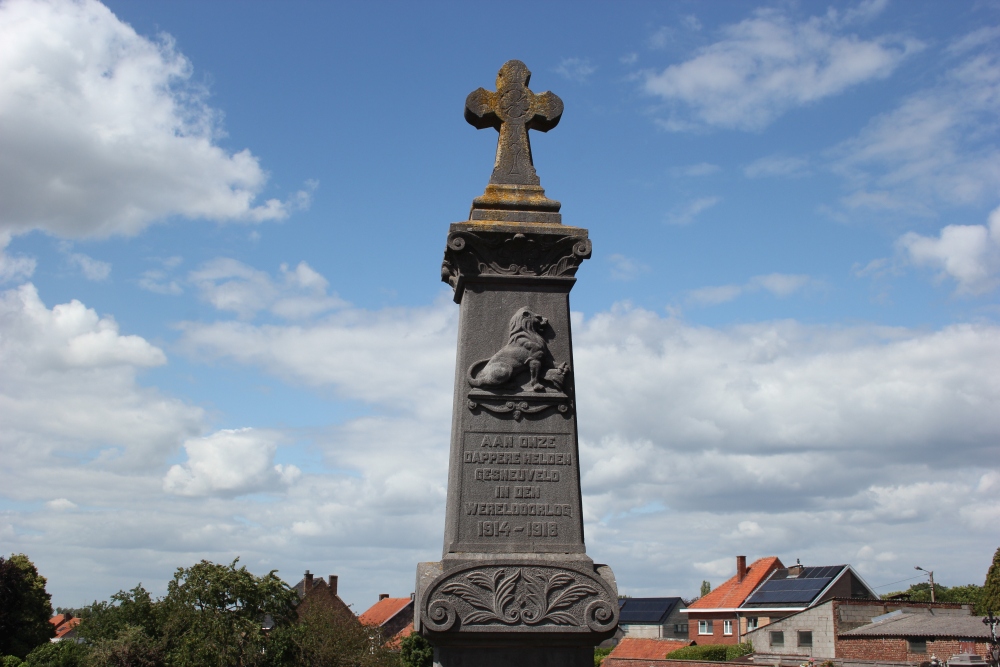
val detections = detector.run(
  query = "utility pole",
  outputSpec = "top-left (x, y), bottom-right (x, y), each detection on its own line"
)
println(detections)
top-left (915, 566), bottom-right (935, 602)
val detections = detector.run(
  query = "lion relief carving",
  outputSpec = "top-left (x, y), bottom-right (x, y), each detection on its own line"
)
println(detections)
top-left (468, 307), bottom-right (570, 393)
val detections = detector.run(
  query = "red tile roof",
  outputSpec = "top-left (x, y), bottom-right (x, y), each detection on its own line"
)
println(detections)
top-left (359, 597), bottom-right (412, 627)
top-left (49, 614), bottom-right (81, 638)
top-left (607, 638), bottom-right (694, 660)
top-left (687, 556), bottom-right (784, 610)
top-left (386, 622), bottom-right (414, 649)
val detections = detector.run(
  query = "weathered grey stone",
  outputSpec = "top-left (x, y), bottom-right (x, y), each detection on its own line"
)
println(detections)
top-left (417, 60), bottom-right (617, 667)
top-left (465, 60), bottom-right (563, 224)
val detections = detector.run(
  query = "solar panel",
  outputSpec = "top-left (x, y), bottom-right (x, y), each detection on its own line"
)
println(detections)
top-left (742, 566), bottom-right (845, 606)
top-left (618, 598), bottom-right (680, 623)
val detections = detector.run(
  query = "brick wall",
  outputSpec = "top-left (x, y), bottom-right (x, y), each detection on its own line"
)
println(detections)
top-left (686, 613), bottom-right (741, 644)
top-left (837, 638), bottom-right (991, 662)
top-left (745, 602), bottom-right (836, 658)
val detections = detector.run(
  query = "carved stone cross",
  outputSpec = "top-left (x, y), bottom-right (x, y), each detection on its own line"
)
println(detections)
top-left (465, 60), bottom-right (563, 187)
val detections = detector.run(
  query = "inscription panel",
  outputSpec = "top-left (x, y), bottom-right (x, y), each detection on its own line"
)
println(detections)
top-left (456, 431), bottom-right (582, 550)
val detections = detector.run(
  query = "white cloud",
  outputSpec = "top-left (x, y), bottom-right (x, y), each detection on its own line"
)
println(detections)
top-left (0, 233), bottom-right (36, 283)
top-left (1, 280), bottom-right (997, 606)
top-left (744, 155), bottom-right (810, 178)
top-left (688, 272), bottom-right (812, 305)
top-left (189, 258), bottom-right (347, 320)
top-left (832, 46), bottom-right (1000, 211)
top-left (0, 0), bottom-right (310, 240)
top-left (899, 205), bottom-right (1000, 294)
top-left (164, 428), bottom-right (299, 497)
top-left (68, 253), bottom-right (111, 281)
top-left (608, 254), bottom-right (649, 281)
top-left (645, 6), bottom-right (920, 131)
top-left (0, 283), bottom-right (202, 474)
top-left (666, 196), bottom-right (720, 225)
top-left (554, 58), bottom-right (596, 83)
top-left (45, 498), bottom-right (77, 511)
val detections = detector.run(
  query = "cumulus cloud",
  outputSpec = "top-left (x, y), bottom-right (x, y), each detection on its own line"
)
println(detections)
top-left (899, 206), bottom-right (1000, 294)
top-left (688, 273), bottom-right (813, 305)
top-left (832, 43), bottom-right (1000, 212)
top-left (189, 258), bottom-right (347, 320)
top-left (3, 275), bottom-right (998, 605)
top-left (164, 428), bottom-right (300, 497)
top-left (0, 284), bottom-right (201, 470)
top-left (0, 0), bottom-right (310, 239)
top-left (645, 5), bottom-right (920, 131)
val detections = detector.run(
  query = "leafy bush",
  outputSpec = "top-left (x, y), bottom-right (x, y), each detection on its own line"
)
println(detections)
top-left (665, 643), bottom-right (753, 661)
top-left (667, 644), bottom-right (729, 661)
top-left (400, 633), bottom-right (433, 667)
top-left (594, 647), bottom-right (613, 667)
top-left (3, 656), bottom-right (25, 667)
top-left (725, 642), bottom-right (754, 660)
top-left (21, 642), bottom-right (88, 667)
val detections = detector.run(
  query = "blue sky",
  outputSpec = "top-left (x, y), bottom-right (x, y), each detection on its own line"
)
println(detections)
top-left (1, 0), bottom-right (999, 611)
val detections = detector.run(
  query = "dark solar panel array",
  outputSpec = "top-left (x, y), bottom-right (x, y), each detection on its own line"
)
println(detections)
top-left (619, 598), bottom-right (680, 623)
top-left (743, 566), bottom-right (845, 606)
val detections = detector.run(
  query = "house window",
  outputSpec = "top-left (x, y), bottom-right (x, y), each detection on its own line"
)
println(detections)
top-left (698, 620), bottom-right (714, 635)
top-left (724, 620), bottom-right (733, 635)
top-left (908, 639), bottom-right (927, 654)
top-left (675, 624), bottom-right (688, 634)
top-left (770, 631), bottom-right (784, 648)
top-left (747, 617), bottom-right (759, 631)
top-left (798, 631), bottom-right (812, 647)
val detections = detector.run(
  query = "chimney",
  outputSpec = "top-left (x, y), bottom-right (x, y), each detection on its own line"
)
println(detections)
top-left (737, 555), bottom-right (747, 582)
top-left (328, 575), bottom-right (338, 595)
top-left (304, 570), bottom-right (313, 588)
top-left (379, 593), bottom-right (389, 601)
top-left (788, 558), bottom-right (804, 578)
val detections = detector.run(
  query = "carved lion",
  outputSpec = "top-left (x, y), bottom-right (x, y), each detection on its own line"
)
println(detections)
top-left (468, 307), bottom-right (569, 392)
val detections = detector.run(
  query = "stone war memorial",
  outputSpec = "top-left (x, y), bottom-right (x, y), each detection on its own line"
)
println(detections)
top-left (414, 60), bottom-right (620, 666)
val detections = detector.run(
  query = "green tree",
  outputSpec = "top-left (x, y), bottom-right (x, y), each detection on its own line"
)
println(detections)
top-left (85, 625), bottom-right (164, 667)
top-left (78, 585), bottom-right (162, 644)
top-left (21, 641), bottom-right (88, 667)
top-left (271, 596), bottom-right (398, 667)
top-left (983, 547), bottom-right (1000, 615)
top-left (700, 581), bottom-right (711, 598)
top-left (399, 633), bottom-right (433, 667)
top-left (159, 559), bottom-right (298, 667)
top-left (0, 554), bottom-right (55, 658)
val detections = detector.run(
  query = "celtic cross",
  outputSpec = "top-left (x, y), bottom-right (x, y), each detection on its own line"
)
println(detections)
top-left (465, 60), bottom-right (563, 187)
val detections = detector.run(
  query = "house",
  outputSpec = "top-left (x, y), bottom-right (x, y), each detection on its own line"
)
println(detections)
top-left (292, 570), bottom-right (356, 621)
top-left (49, 613), bottom-right (81, 642)
top-left (359, 593), bottom-right (414, 640)
top-left (746, 598), bottom-right (977, 661)
top-left (682, 555), bottom-right (784, 645)
top-left (602, 637), bottom-right (694, 667)
top-left (737, 562), bottom-right (877, 637)
top-left (618, 597), bottom-right (688, 640)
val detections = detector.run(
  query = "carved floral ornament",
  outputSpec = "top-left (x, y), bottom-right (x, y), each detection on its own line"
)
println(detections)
top-left (441, 231), bottom-right (592, 288)
top-left (422, 564), bottom-right (617, 634)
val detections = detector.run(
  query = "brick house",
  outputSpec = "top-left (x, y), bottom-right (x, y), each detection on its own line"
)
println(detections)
top-left (618, 597), bottom-right (689, 640)
top-left (737, 563), bottom-right (877, 639)
top-left (682, 555), bottom-right (784, 645)
top-left (359, 593), bottom-right (414, 640)
top-left (745, 598), bottom-right (977, 661)
top-left (292, 570), bottom-right (356, 622)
